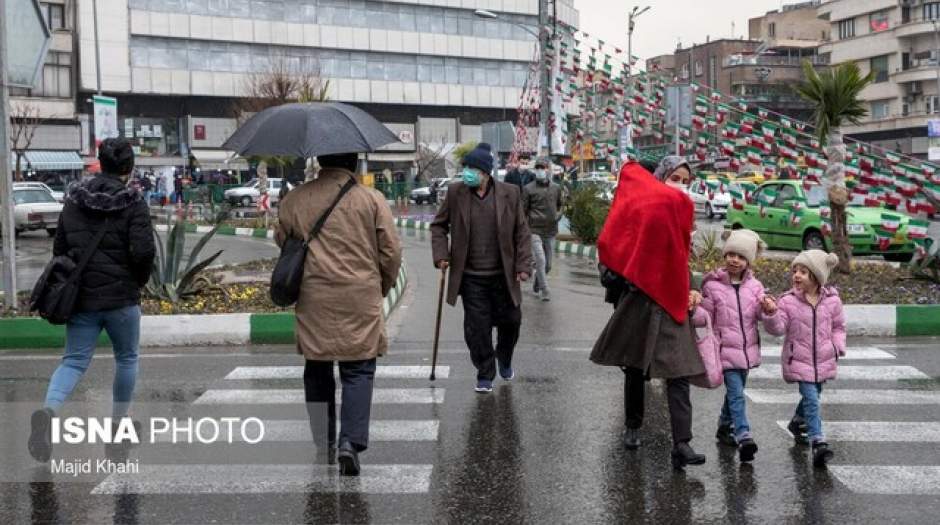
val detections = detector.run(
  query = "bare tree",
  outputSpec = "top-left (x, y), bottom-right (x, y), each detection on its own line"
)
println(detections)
top-left (9, 103), bottom-right (43, 182)
top-left (233, 55), bottom-right (330, 124)
top-left (415, 139), bottom-right (455, 184)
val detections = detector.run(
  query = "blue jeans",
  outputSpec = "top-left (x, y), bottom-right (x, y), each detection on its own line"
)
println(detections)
top-left (718, 369), bottom-right (751, 440)
top-left (44, 305), bottom-right (141, 417)
top-left (795, 382), bottom-right (824, 443)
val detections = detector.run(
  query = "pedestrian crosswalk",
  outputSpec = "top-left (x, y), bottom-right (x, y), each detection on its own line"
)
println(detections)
top-left (749, 343), bottom-right (940, 496)
top-left (92, 361), bottom-right (446, 496)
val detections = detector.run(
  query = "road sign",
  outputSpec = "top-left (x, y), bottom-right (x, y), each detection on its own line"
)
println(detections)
top-left (4, 0), bottom-right (50, 88)
top-left (93, 95), bottom-right (119, 146)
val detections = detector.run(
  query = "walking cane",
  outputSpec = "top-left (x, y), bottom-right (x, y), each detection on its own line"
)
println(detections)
top-left (429, 267), bottom-right (447, 381)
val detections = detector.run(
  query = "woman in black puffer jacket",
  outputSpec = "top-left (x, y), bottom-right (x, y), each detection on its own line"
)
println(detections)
top-left (29, 138), bottom-right (155, 463)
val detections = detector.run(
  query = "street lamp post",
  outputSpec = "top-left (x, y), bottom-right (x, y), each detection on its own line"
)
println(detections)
top-left (932, 21), bottom-right (940, 115)
top-left (475, 5), bottom-right (549, 156)
top-left (624, 6), bottom-right (650, 162)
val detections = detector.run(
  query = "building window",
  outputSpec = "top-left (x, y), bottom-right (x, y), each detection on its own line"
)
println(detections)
top-left (694, 60), bottom-right (703, 77)
top-left (768, 22), bottom-right (776, 38)
top-left (925, 3), bottom-right (940, 21)
top-left (838, 18), bottom-right (855, 39)
top-left (871, 100), bottom-right (890, 119)
top-left (11, 51), bottom-right (71, 98)
top-left (928, 96), bottom-right (940, 114)
top-left (680, 63), bottom-right (689, 80)
top-left (42, 3), bottom-right (65, 30)
top-left (709, 56), bottom-right (717, 85)
top-left (870, 55), bottom-right (889, 83)
top-left (869, 10), bottom-right (889, 32)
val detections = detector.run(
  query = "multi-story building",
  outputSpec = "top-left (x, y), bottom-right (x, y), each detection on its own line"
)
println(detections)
top-left (9, 1), bottom-right (84, 186)
top-left (816, 0), bottom-right (940, 157)
top-left (74, 0), bottom-right (579, 178)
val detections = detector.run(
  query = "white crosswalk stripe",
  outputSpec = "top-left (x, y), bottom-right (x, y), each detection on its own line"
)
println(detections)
top-left (225, 365), bottom-right (449, 380)
top-left (749, 364), bottom-right (928, 381)
top-left (828, 466), bottom-right (940, 495)
top-left (748, 388), bottom-right (940, 405)
top-left (775, 421), bottom-right (940, 442)
top-left (760, 346), bottom-right (895, 360)
top-left (193, 388), bottom-right (446, 405)
top-left (91, 464), bottom-right (433, 495)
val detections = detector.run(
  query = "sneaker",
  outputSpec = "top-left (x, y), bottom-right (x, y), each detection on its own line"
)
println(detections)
top-left (715, 424), bottom-right (737, 447)
top-left (498, 362), bottom-right (515, 381)
top-left (540, 289), bottom-right (551, 302)
top-left (812, 441), bottom-right (834, 468)
top-left (474, 379), bottom-right (493, 393)
top-left (738, 438), bottom-right (758, 463)
top-left (787, 418), bottom-right (809, 445)
top-left (28, 408), bottom-right (54, 463)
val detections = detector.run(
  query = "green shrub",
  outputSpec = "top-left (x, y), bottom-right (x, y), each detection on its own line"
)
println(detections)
top-left (564, 185), bottom-right (609, 245)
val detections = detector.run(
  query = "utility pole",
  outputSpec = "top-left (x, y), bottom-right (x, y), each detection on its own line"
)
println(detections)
top-left (933, 21), bottom-right (940, 115)
top-left (624, 6), bottom-right (650, 162)
top-left (0, 0), bottom-right (17, 309)
top-left (93, 0), bottom-right (103, 95)
top-left (538, 0), bottom-right (550, 157)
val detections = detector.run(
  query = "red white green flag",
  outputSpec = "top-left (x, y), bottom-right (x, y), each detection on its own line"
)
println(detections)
top-left (721, 140), bottom-right (736, 155)
top-left (762, 123), bottom-right (777, 141)
top-left (746, 147), bottom-right (762, 165)
top-left (907, 219), bottom-right (929, 239)
top-left (885, 151), bottom-right (901, 165)
top-left (758, 108), bottom-right (769, 119)
top-left (873, 227), bottom-right (893, 251)
top-left (880, 213), bottom-right (902, 233)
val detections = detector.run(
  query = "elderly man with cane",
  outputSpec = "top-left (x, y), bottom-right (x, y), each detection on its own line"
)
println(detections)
top-left (430, 143), bottom-right (532, 393)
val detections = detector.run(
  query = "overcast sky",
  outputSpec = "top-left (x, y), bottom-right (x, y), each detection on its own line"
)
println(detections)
top-left (572, 0), bottom-right (792, 67)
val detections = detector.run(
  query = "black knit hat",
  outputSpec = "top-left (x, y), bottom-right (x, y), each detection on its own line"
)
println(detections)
top-left (463, 143), bottom-right (494, 174)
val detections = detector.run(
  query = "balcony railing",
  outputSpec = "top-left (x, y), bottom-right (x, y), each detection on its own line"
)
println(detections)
top-left (725, 55), bottom-right (829, 67)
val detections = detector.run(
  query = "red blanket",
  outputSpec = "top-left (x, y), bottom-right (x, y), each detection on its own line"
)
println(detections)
top-left (598, 162), bottom-right (695, 323)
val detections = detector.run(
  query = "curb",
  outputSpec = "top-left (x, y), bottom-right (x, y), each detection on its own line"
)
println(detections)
top-left (0, 265), bottom-right (409, 350)
top-left (392, 217), bottom-right (940, 337)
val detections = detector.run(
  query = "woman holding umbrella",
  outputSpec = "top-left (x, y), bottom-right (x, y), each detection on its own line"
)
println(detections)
top-left (590, 156), bottom-right (707, 470)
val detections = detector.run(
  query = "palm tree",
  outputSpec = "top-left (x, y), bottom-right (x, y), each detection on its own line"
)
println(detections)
top-left (795, 61), bottom-right (874, 274)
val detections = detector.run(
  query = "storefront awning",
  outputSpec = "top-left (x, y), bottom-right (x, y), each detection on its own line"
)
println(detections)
top-left (11, 151), bottom-right (83, 171)
top-left (191, 149), bottom-right (247, 170)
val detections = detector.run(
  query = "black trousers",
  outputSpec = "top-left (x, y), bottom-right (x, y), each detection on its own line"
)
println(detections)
top-left (303, 358), bottom-right (376, 453)
top-left (460, 274), bottom-right (522, 381)
top-left (622, 367), bottom-right (693, 446)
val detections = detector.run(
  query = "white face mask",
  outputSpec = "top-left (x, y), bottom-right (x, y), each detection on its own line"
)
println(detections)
top-left (535, 170), bottom-right (548, 180)
top-left (666, 180), bottom-right (687, 191)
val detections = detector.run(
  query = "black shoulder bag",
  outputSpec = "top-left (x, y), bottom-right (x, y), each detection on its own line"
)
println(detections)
top-left (270, 177), bottom-right (357, 307)
top-left (29, 219), bottom-right (109, 325)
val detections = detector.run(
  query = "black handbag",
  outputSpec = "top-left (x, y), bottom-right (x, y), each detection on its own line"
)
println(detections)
top-left (29, 219), bottom-right (109, 325)
top-left (270, 177), bottom-right (357, 307)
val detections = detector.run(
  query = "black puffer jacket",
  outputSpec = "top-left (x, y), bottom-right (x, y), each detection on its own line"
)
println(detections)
top-left (53, 174), bottom-right (155, 313)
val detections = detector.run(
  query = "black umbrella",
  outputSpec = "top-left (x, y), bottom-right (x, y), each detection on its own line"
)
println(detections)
top-left (222, 102), bottom-right (400, 157)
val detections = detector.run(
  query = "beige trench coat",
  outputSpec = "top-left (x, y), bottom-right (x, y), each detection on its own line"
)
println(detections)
top-left (275, 168), bottom-right (402, 361)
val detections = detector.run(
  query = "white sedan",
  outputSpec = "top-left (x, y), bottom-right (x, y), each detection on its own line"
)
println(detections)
top-left (14, 181), bottom-right (64, 202)
top-left (223, 178), bottom-right (289, 207)
top-left (687, 179), bottom-right (732, 219)
top-left (11, 187), bottom-right (64, 237)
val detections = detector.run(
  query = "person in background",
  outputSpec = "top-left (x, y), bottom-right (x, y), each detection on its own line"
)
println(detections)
top-left (523, 157), bottom-right (564, 301)
top-left (504, 154), bottom-right (535, 191)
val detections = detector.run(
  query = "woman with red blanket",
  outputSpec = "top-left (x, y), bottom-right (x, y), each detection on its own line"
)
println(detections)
top-left (591, 156), bottom-right (707, 470)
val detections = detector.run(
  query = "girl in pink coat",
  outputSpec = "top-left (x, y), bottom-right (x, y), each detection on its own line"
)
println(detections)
top-left (763, 249), bottom-right (846, 469)
top-left (694, 229), bottom-right (774, 463)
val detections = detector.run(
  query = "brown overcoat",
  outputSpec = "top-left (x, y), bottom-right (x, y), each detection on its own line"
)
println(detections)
top-left (275, 168), bottom-right (402, 361)
top-left (430, 180), bottom-right (532, 307)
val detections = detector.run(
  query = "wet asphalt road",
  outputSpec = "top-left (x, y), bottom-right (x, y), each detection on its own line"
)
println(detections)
top-left (1, 226), bottom-right (940, 523)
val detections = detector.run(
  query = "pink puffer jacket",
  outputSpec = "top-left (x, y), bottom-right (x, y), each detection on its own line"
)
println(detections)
top-left (763, 286), bottom-right (846, 383)
top-left (693, 269), bottom-right (767, 371)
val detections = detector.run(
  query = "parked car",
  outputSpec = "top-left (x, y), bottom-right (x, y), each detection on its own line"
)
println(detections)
top-left (223, 178), bottom-right (289, 207)
top-left (687, 179), bottom-right (731, 219)
top-left (577, 176), bottom-right (616, 202)
top-left (14, 181), bottom-right (64, 202)
top-left (410, 178), bottom-right (449, 205)
top-left (725, 180), bottom-right (916, 261)
top-left (9, 187), bottom-right (64, 237)
top-left (435, 178), bottom-right (461, 203)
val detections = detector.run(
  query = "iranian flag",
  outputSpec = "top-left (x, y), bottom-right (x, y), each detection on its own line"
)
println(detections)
top-left (820, 205), bottom-right (832, 219)
top-left (741, 121), bottom-right (754, 135)
top-left (780, 117), bottom-right (792, 129)
top-left (864, 188), bottom-right (885, 207)
top-left (691, 82), bottom-right (700, 92)
top-left (873, 227), bottom-right (893, 252)
top-left (697, 133), bottom-right (711, 147)
top-left (805, 151), bottom-right (820, 168)
top-left (924, 181), bottom-right (940, 200)
top-left (907, 219), bottom-right (929, 239)
top-left (759, 187), bottom-right (777, 208)
top-left (885, 151), bottom-right (901, 165)
top-left (695, 96), bottom-right (709, 115)
top-left (722, 123), bottom-right (740, 138)
top-left (779, 145), bottom-right (797, 160)
top-left (711, 91), bottom-right (722, 102)
top-left (721, 140), bottom-right (736, 155)
top-left (730, 156), bottom-right (742, 171)
top-left (746, 147), bottom-right (762, 165)
top-left (789, 208), bottom-right (805, 227)
top-left (783, 129), bottom-right (798, 147)
top-left (880, 213), bottom-right (902, 233)
top-left (696, 147), bottom-right (708, 161)
top-left (737, 100), bottom-right (748, 112)
top-left (679, 126), bottom-right (692, 138)
top-left (762, 162), bottom-right (776, 177)
top-left (859, 155), bottom-right (876, 173)
top-left (821, 217), bottom-right (833, 237)
top-left (762, 123), bottom-right (777, 141)
top-left (914, 238), bottom-right (929, 259)
top-left (758, 108), bottom-right (769, 119)
top-left (692, 115), bottom-right (706, 129)
top-left (810, 137), bottom-right (820, 149)
top-left (729, 188), bottom-right (746, 210)
top-left (856, 143), bottom-right (868, 155)
top-left (922, 163), bottom-right (936, 177)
